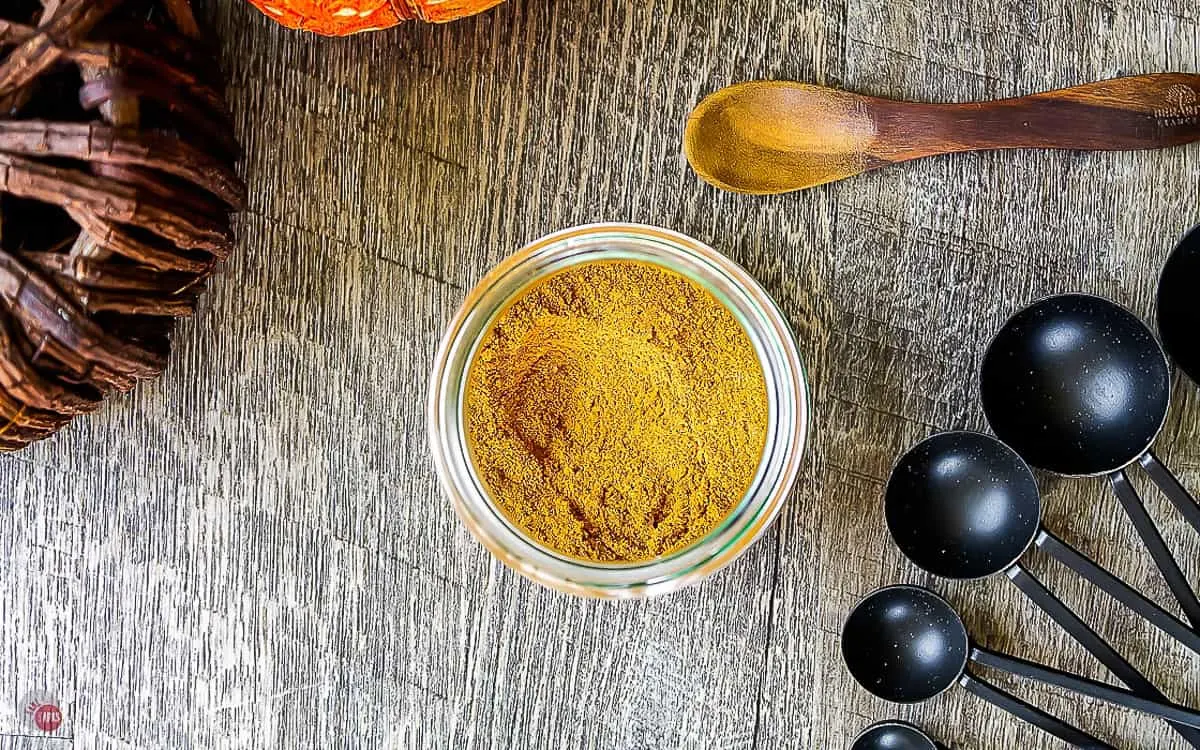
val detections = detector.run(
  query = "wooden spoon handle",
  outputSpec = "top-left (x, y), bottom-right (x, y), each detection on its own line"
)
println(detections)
top-left (873, 73), bottom-right (1200, 162)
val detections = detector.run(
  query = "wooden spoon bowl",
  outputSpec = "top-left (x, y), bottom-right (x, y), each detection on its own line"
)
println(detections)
top-left (684, 74), bottom-right (1200, 194)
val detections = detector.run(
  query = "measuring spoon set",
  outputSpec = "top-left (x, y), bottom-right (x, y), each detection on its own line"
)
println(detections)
top-left (845, 225), bottom-right (1200, 749)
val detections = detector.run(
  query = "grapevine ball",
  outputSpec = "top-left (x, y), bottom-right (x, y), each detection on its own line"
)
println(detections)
top-left (0, 0), bottom-right (244, 452)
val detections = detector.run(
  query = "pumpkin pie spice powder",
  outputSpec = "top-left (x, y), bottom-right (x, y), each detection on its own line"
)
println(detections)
top-left (465, 260), bottom-right (769, 563)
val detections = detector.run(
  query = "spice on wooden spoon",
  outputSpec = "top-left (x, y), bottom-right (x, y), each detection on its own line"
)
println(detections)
top-left (684, 74), bottom-right (1200, 194)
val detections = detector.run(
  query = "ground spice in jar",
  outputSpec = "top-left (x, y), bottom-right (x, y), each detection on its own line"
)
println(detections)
top-left (464, 260), bottom-right (769, 563)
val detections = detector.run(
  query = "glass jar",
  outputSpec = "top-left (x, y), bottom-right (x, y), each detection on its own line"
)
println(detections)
top-left (427, 223), bottom-right (810, 598)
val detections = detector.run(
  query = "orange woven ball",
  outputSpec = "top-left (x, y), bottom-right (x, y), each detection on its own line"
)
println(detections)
top-left (248, 0), bottom-right (506, 35)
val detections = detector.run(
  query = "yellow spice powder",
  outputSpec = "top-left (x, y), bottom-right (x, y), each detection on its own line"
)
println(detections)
top-left (464, 260), bottom-right (769, 563)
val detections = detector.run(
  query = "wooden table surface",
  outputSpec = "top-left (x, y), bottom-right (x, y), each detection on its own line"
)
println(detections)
top-left (2, 0), bottom-right (1199, 748)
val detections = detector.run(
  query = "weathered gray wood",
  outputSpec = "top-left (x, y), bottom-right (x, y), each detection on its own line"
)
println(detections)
top-left (759, 2), bottom-right (1200, 749)
top-left (1, 0), bottom-right (1198, 748)
top-left (0, 738), bottom-right (71, 750)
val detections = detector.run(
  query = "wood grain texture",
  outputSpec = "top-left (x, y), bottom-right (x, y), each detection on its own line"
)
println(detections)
top-left (1, 0), bottom-right (1198, 748)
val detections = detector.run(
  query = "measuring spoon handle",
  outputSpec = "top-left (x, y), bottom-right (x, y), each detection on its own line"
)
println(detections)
top-left (958, 671), bottom-right (1114, 749)
top-left (1109, 470), bottom-right (1200, 626)
top-left (1008, 564), bottom-right (1200, 748)
top-left (971, 646), bottom-right (1200, 729)
top-left (1035, 528), bottom-right (1200, 652)
top-left (1140, 452), bottom-right (1200, 536)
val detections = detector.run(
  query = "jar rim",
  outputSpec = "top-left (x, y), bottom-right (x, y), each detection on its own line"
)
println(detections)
top-left (427, 223), bottom-right (810, 598)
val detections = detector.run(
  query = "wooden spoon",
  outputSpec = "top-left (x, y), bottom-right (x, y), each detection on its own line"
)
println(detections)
top-left (684, 74), bottom-right (1200, 194)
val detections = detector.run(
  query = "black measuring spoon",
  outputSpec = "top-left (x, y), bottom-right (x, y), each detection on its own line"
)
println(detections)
top-left (887, 431), bottom-right (1200, 747)
top-left (842, 586), bottom-right (1200, 745)
top-left (981, 294), bottom-right (1200, 628)
top-left (843, 586), bottom-right (1109, 749)
top-left (1159, 224), bottom-right (1200, 387)
top-left (852, 721), bottom-right (946, 750)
